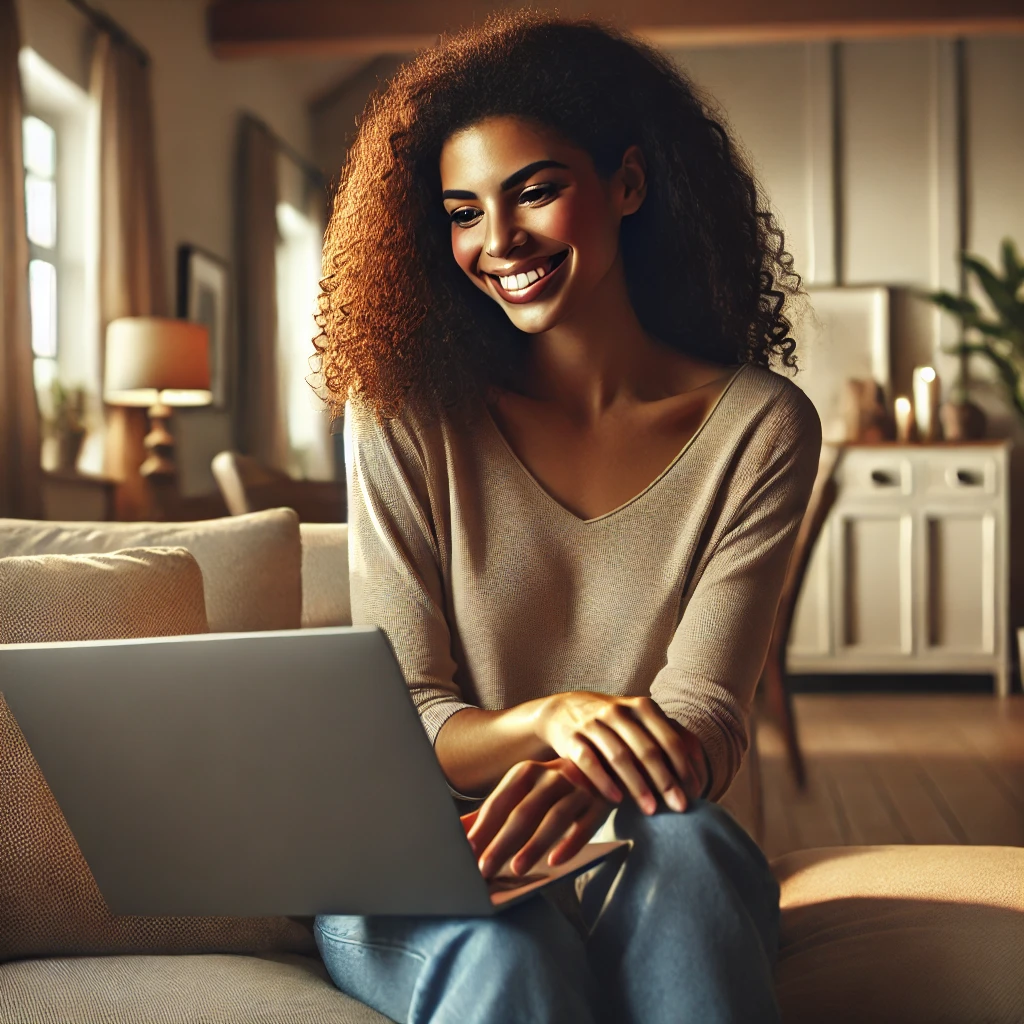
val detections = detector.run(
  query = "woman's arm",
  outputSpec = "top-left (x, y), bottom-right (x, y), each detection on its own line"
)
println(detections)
top-left (650, 388), bottom-right (822, 799)
top-left (436, 693), bottom-right (706, 811)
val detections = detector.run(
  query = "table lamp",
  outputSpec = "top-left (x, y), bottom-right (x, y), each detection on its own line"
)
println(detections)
top-left (104, 317), bottom-right (212, 477)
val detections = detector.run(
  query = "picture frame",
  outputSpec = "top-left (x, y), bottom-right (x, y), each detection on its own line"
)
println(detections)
top-left (177, 245), bottom-right (231, 409)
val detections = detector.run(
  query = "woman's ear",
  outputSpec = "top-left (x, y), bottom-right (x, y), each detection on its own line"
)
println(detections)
top-left (618, 144), bottom-right (647, 216)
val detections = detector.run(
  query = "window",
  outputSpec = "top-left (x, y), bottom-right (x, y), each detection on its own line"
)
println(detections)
top-left (23, 114), bottom-right (59, 394)
top-left (19, 48), bottom-right (99, 472)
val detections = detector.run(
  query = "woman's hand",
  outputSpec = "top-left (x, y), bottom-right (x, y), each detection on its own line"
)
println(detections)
top-left (461, 757), bottom-right (611, 880)
top-left (536, 693), bottom-right (707, 814)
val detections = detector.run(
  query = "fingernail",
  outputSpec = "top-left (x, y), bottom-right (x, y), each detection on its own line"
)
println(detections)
top-left (478, 858), bottom-right (490, 876)
top-left (611, 787), bottom-right (623, 803)
top-left (643, 795), bottom-right (656, 815)
top-left (667, 789), bottom-right (686, 812)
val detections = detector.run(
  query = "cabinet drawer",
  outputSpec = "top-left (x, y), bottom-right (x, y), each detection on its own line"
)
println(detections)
top-left (916, 451), bottom-right (1000, 498)
top-left (837, 451), bottom-right (913, 498)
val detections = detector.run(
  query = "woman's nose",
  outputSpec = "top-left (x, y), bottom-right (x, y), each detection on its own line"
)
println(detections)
top-left (485, 217), bottom-right (528, 259)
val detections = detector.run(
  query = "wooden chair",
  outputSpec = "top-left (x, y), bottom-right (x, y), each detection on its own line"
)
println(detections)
top-left (747, 443), bottom-right (844, 840)
top-left (210, 451), bottom-right (346, 523)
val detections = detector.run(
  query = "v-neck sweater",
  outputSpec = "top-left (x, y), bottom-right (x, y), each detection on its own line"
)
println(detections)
top-left (344, 363), bottom-right (821, 800)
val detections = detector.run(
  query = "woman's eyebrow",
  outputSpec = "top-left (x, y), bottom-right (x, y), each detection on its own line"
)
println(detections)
top-left (441, 159), bottom-right (569, 201)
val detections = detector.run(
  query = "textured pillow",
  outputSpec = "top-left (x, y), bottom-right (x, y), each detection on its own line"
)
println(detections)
top-left (0, 548), bottom-right (207, 643)
top-left (0, 544), bottom-right (315, 963)
top-left (0, 509), bottom-right (302, 633)
top-left (300, 523), bottom-right (351, 628)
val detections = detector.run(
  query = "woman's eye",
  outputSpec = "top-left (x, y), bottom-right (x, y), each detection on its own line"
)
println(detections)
top-left (449, 207), bottom-right (482, 228)
top-left (518, 184), bottom-right (559, 205)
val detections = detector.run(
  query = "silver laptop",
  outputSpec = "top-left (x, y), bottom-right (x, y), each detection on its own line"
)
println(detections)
top-left (0, 627), bottom-right (626, 917)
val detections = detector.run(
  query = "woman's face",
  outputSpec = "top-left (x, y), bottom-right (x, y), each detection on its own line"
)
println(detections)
top-left (439, 116), bottom-right (645, 335)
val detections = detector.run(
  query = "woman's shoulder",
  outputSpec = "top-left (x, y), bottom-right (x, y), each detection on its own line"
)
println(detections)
top-left (730, 364), bottom-right (821, 443)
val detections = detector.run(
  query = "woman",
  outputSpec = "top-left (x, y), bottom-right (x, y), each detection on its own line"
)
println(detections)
top-left (313, 12), bottom-right (820, 1024)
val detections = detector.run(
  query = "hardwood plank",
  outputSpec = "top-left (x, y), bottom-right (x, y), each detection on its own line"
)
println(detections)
top-left (869, 756), bottom-right (963, 845)
top-left (733, 695), bottom-right (1024, 857)
top-left (821, 757), bottom-right (909, 846)
top-left (920, 756), bottom-right (1024, 847)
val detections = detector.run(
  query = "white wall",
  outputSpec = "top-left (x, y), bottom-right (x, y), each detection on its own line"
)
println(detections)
top-left (16, 0), bottom-right (333, 495)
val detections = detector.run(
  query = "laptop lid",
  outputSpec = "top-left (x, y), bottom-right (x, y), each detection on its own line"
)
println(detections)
top-left (0, 627), bottom-right (497, 918)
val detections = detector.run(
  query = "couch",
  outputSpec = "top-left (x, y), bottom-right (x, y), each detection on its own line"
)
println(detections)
top-left (0, 509), bottom-right (1021, 1024)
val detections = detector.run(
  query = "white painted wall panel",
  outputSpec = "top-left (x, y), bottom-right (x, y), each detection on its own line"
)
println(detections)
top-left (841, 40), bottom-right (936, 287)
top-left (671, 45), bottom-right (816, 283)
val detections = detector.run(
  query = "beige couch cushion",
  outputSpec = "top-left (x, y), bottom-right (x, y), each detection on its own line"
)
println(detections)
top-left (0, 510), bottom-right (302, 633)
top-left (0, 954), bottom-right (391, 1023)
top-left (0, 548), bottom-right (207, 643)
top-left (774, 844), bottom-right (1024, 1023)
top-left (300, 523), bottom-right (351, 628)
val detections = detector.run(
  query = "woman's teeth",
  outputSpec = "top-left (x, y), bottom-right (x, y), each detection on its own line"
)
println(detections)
top-left (498, 266), bottom-right (546, 293)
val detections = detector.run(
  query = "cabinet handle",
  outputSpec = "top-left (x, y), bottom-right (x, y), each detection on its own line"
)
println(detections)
top-left (952, 468), bottom-right (983, 487)
top-left (870, 469), bottom-right (899, 486)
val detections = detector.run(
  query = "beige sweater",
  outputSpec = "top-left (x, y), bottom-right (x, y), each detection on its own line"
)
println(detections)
top-left (344, 364), bottom-right (821, 800)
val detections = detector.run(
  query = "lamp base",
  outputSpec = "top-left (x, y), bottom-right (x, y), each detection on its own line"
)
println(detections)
top-left (141, 403), bottom-right (176, 478)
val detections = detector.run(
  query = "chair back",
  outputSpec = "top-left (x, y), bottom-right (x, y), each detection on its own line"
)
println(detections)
top-left (211, 451), bottom-right (345, 523)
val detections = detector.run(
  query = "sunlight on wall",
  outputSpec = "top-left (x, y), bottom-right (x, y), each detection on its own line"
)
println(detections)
top-left (275, 201), bottom-right (333, 481)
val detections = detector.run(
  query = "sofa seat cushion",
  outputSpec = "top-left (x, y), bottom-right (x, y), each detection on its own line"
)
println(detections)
top-left (0, 547), bottom-right (207, 643)
top-left (300, 523), bottom-right (351, 628)
top-left (773, 844), bottom-right (1024, 1023)
top-left (0, 510), bottom-right (302, 633)
top-left (0, 953), bottom-right (392, 1024)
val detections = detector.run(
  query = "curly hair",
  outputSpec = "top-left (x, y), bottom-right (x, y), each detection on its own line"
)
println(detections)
top-left (314, 10), bottom-right (800, 421)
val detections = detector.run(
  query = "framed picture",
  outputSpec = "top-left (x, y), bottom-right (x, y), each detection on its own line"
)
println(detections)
top-left (177, 245), bottom-right (231, 409)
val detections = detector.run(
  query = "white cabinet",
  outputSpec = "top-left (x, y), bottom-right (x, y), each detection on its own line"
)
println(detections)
top-left (789, 442), bottom-right (1012, 695)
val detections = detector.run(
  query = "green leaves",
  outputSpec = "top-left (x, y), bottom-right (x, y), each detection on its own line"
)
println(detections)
top-left (926, 237), bottom-right (1024, 423)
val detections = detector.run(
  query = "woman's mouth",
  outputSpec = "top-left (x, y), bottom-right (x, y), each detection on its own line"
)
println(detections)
top-left (486, 250), bottom-right (569, 305)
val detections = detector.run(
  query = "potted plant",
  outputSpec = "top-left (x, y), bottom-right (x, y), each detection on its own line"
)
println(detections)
top-left (927, 238), bottom-right (1024, 439)
top-left (45, 381), bottom-right (88, 473)
top-left (929, 238), bottom-right (1024, 691)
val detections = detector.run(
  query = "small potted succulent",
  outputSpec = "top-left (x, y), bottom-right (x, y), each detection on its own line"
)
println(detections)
top-left (45, 380), bottom-right (88, 473)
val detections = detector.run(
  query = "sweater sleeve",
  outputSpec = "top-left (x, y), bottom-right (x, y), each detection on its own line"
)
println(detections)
top-left (649, 385), bottom-right (821, 801)
top-left (344, 400), bottom-right (474, 744)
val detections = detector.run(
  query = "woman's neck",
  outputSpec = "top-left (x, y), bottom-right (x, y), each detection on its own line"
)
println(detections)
top-left (520, 255), bottom-right (710, 423)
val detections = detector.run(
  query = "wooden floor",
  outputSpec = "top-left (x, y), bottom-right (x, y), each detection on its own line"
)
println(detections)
top-left (722, 694), bottom-right (1024, 860)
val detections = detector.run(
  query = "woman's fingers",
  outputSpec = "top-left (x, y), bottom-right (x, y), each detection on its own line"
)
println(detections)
top-left (475, 770), bottom-right (575, 877)
top-left (548, 799), bottom-right (611, 866)
top-left (631, 701), bottom-right (704, 802)
top-left (508, 788), bottom-right (595, 876)
top-left (562, 738), bottom-right (623, 804)
top-left (584, 720), bottom-right (658, 814)
top-left (467, 761), bottom-right (548, 856)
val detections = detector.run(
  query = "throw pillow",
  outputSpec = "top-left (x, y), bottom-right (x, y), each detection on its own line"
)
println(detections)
top-left (0, 509), bottom-right (302, 633)
top-left (0, 547), bottom-right (206, 643)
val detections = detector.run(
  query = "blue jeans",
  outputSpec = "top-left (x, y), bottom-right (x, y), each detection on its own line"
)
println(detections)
top-left (315, 799), bottom-right (780, 1024)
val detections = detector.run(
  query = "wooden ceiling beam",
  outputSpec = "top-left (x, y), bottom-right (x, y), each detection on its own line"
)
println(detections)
top-left (207, 0), bottom-right (1024, 57)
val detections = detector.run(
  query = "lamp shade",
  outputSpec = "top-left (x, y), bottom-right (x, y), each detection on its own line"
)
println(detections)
top-left (104, 317), bottom-right (212, 408)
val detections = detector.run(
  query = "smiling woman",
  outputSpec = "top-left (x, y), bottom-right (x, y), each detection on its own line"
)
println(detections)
top-left (314, 11), bottom-right (799, 423)
top-left (313, 11), bottom-right (820, 1024)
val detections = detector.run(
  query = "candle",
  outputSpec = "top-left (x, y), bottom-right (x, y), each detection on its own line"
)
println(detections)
top-left (894, 396), bottom-right (914, 442)
top-left (912, 366), bottom-right (941, 442)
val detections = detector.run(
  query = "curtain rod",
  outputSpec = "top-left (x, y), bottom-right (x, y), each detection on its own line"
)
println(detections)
top-left (243, 113), bottom-right (327, 188)
top-left (65, 0), bottom-right (151, 67)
